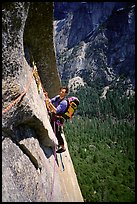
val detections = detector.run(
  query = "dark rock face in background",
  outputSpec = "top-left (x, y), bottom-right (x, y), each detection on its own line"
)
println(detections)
top-left (53, 2), bottom-right (135, 89)
top-left (105, 7), bottom-right (135, 84)
top-left (54, 2), bottom-right (133, 48)
top-left (2, 2), bottom-right (83, 202)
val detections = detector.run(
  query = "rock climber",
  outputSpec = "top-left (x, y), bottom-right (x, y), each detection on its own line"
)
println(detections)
top-left (44, 86), bottom-right (69, 153)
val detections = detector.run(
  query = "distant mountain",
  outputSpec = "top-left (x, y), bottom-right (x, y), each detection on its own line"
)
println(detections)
top-left (53, 2), bottom-right (135, 92)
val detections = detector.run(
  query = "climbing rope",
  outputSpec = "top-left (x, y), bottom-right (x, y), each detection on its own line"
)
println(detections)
top-left (2, 62), bottom-right (59, 202)
top-left (2, 68), bottom-right (35, 114)
top-left (2, 61), bottom-right (46, 115)
top-left (32, 62), bottom-right (42, 94)
top-left (48, 121), bottom-right (57, 202)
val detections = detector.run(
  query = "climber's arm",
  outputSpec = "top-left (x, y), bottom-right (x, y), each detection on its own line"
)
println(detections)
top-left (47, 100), bottom-right (57, 113)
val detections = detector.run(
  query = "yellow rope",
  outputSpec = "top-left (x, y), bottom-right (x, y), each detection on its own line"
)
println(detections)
top-left (32, 61), bottom-right (41, 93)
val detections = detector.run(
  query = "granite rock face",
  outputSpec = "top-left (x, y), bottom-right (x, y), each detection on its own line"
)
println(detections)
top-left (2, 2), bottom-right (83, 202)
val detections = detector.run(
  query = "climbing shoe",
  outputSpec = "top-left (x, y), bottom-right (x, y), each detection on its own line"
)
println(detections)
top-left (56, 147), bottom-right (66, 153)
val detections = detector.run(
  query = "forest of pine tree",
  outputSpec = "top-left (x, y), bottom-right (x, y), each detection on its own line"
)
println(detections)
top-left (63, 80), bottom-right (135, 202)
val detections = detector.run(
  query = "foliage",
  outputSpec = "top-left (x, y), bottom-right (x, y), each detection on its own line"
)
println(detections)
top-left (63, 82), bottom-right (135, 202)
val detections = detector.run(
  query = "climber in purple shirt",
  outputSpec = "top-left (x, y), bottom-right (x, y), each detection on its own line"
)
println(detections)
top-left (51, 94), bottom-right (68, 115)
top-left (45, 86), bottom-right (69, 153)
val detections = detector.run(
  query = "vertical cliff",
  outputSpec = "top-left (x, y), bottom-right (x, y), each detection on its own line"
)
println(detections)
top-left (2, 2), bottom-right (83, 202)
top-left (54, 2), bottom-right (135, 90)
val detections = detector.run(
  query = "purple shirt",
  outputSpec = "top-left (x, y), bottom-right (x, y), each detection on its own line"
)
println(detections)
top-left (51, 95), bottom-right (68, 114)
